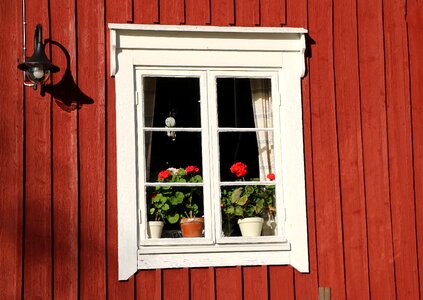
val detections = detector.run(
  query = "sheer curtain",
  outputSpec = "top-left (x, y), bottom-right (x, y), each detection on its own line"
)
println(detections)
top-left (250, 78), bottom-right (275, 235)
top-left (143, 77), bottom-right (157, 181)
top-left (250, 79), bottom-right (275, 180)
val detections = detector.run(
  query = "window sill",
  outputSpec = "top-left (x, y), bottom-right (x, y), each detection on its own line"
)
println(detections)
top-left (138, 244), bottom-right (292, 269)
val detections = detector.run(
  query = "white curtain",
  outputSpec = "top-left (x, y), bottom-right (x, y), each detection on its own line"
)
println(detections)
top-left (143, 77), bottom-right (157, 181)
top-left (250, 79), bottom-right (274, 180)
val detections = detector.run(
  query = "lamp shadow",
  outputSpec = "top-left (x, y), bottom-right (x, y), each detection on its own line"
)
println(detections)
top-left (41, 40), bottom-right (93, 112)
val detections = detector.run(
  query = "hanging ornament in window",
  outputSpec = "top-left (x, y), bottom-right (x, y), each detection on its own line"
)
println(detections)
top-left (165, 113), bottom-right (176, 141)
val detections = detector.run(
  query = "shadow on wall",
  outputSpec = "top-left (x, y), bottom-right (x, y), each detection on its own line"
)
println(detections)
top-left (303, 34), bottom-right (315, 77)
top-left (41, 40), bottom-right (93, 112)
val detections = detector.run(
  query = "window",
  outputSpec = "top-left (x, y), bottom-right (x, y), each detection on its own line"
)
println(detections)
top-left (109, 24), bottom-right (308, 280)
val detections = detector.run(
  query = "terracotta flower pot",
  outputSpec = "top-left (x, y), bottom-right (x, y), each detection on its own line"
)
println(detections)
top-left (180, 217), bottom-right (204, 237)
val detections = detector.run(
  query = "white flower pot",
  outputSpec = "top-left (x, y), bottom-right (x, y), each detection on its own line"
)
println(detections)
top-left (238, 217), bottom-right (264, 237)
top-left (147, 221), bottom-right (164, 238)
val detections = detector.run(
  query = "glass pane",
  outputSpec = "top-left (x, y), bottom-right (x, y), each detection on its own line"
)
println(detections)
top-left (219, 131), bottom-right (275, 181)
top-left (145, 132), bottom-right (203, 181)
top-left (217, 78), bottom-right (272, 128)
top-left (146, 185), bottom-right (204, 239)
top-left (220, 185), bottom-right (276, 237)
top-left (143, 77), bottom-right (201, 128)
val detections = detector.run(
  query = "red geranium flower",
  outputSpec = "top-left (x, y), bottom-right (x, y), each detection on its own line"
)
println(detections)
top-left (230, 162), bottom-right (247, 177)
top-left (185, 165), bottom-right (200, 174)
top-left (267, 173), bottom-right (275, 181)
top-left (158, 170), bottom-right (171, 181)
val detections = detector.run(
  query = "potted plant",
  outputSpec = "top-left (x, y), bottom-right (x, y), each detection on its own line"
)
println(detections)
top-left (148, 166), bottom-right (204, 238)
top-left (177, 166), bottom-right (204, 237)
top-left (221, 162), bottom-right (276, 237)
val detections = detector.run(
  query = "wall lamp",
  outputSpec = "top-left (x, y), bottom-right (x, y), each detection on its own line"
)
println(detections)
top-left (18, 24), bottom-right (59, 90)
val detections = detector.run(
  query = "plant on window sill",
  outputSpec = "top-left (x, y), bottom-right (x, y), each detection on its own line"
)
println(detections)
top-left (147, 166), bottom-right (204, 238)
top-left (221, 162), bottom-right (276, 237)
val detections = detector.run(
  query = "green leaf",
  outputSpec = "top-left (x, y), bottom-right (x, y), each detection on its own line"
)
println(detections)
top-left (235, 195), bottom-right (248, 206)
top-left (230, 188), bottom-right (243, 203)
top-left (167, 212), bottom-right (180, 224)
top-left (255, 199), bottom-right (264, 213)
top-left (234, 206), bottom-right (244, 217)
top-left (225, 206), bottom-right (234, 215)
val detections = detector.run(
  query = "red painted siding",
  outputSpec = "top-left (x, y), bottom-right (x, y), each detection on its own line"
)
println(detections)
top-left (1, 0), bottom-right (422, 299)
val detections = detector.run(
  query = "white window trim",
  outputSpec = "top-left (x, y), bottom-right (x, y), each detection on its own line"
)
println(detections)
top-left (109, 24), bottom-right (308, 280)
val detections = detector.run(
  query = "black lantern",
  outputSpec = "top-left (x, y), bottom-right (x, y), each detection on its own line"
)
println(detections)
top-left (18, 24), bottom-right (59, 90)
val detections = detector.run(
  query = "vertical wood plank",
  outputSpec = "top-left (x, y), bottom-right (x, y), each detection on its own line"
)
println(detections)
top-left (333, 0), bottom-right (370, 299)
top-left (0, 0), bottom-right (23, 298)
top-left (49, 0), bottom-right (79, 298)
top-left (285, 0), bottom-right (319, 298)
top-left (159, 0), bottom-right (185, 25)
top-left (23, 0), bottom-right (52, 298)
top-left (162, 268), bottom-right (189, 299)
top-left (356, 0), bottom-right (396, 298)
top-left (286, 0), bottom-right (319, 298)
top-left (243, 266), bottom-right (268, 300)
top-left (136, 269), bottom-right (162, 300)
top-left (77, 0), bottom-right (107, 298)
top-left (106, 0), bottom-right (136, 298)
top-left (134, 0), bottom-right (159, 24)
top-left (407, 0), bottom-right (423, 296)
top-left (308, 0), bottom-right (346, 298)
top-left (269, 266), bottom-right (294, 300)
top-left (383, 0), bottom-right (420, 298)
top-left (215, 266), bottom-right (243, 300)
top-left (260, 0), bottom-right (286, 26)
top-left (211, 0), bottom-right (235, 25)
top-left (186, 0), bottom-right (211, 25)
top-left (190, 268), bottom-right (215, 300)
top-left (235, 0), bottom-right (260, 26)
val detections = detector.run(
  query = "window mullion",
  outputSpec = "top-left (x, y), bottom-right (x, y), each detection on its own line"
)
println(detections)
top-left (206, 71), bottom-right (222, 242)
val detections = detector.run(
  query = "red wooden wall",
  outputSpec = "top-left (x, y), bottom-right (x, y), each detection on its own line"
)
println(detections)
top-left (1, 0), bottom-right (422, 299)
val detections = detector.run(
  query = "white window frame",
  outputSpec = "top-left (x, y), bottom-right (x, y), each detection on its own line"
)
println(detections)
top-left (109, 24), bottom-right (309, 280)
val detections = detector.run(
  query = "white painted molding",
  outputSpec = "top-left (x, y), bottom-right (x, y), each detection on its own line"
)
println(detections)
top-left (110, 29), bottom-right (117, 76)
top-left (108, 24), bottom-right (307, 34)
top-left (108, 24), bottom-right (308, 78)
top-left (110, 24), bottom-right (309, 279)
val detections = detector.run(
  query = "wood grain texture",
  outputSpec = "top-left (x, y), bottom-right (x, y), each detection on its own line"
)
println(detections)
top-left (1, 0), bottom-right (423, 298)
top-left (185, 0), bottom-right (211, 25)
top-left (260, 0), bottom-right (286, 26)
top-left (162, 268), bottom-right (189, 299)
top-left (383, 0), bottom-right (420, 298)
top-left (235, 0), bottom-right (260, 26)
top-left (215, 266), bottom-right (243, 300)
top-left (49, 0), bottom-right (79, 299)
top-left (190, 268), bottom-right (215, 300)
top-left (23, 0), bottom-right (52, 298)
top-left (211, 0), bottom-right (235, 25)
top-left (106, 0), bottom-right (136, 298)
top-left (285, 0), bottom-right (319, 298)
top-left (269, 266), bottom-right (294, 300)
top-left (136, 269), bottom-right (162, 300)
top-left (407, 0), bottom-right (423, 296)
top-left (243, 266), bottom-right (268, 300)
top-left (308, 0), bottom-right (346, 298)
top-left (333, 0), bottom-right (370, 298)
top-left (0, 0), bottom-right (23, 299)
top-left (77, 0), bottom-right (107, 298)
top-left (134, 0), bottom-right (159, 24)
top-left (356, 0), bottom-right (396, 298)
top-left (159, 0), bottom-right (185, 24)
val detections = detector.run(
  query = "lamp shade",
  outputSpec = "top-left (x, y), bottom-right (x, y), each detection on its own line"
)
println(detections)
top-left (18, 24), bottom-right (59, 88)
